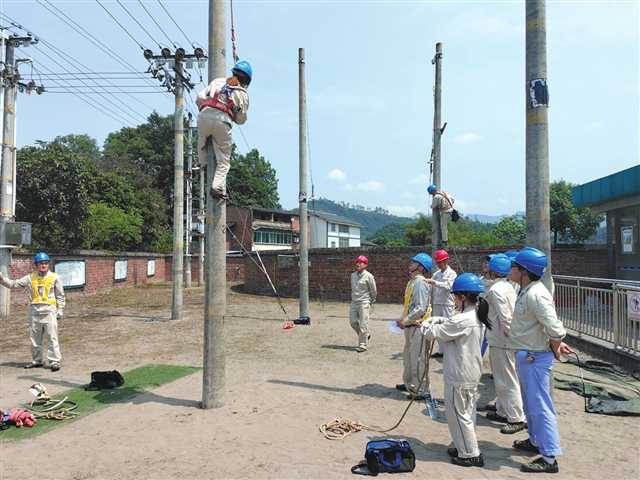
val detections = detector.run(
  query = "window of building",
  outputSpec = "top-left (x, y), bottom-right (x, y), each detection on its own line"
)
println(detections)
top-left (339, 238), bottom-right (349, 248)
top-left (330, 223), bottom-right (337, 232)
top-left (253, 229), bottom-right (293, 245)
top-left (339, 224), bottom-right (349, 234)
top-left (331, 241), bottom-right (337, 248)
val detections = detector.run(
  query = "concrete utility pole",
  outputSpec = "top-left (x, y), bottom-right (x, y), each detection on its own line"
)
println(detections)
top-left (431, 42), bottom-right (444, 252)
top-left (202, 0), bottom-right (226, 409)
top-left (297, 47), bottom-right (310, 325)
top-left (198, 148), bottom-right (205, 287)
top-left (184, 112), bottom-right (193, 289)
top-left (525, 0), bottom-right (553, 291)
top-left (171, 60), bottom-right (185, 320)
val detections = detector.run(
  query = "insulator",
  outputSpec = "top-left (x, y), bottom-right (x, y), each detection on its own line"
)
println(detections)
top-left (194, 47), bottom-right (205, 59)
top-left (143, 49), bottom-right (154, 60)
top-left (175, 47), bottom-right (185, 62)
top-left (161, 47), bottom-right (172, 58)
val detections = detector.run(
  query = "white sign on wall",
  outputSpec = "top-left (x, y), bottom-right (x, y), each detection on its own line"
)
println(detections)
top-left (147, 259), bottom-right (156, 277)
top-left (627, 291), bottom-right (640, 322)
top-left (54, 260), bottom-right (86, 289)
top-left (114, 259), bottom-right (128, 281)
top-left (621, 226), bottom-right (634, 254)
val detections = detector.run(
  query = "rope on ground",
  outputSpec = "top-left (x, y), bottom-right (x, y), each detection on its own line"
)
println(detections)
top-left (26, 396), bottom-right (78, 420)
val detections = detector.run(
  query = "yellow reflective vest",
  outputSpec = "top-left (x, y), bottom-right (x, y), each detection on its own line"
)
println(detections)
top-left (31, 272), bottom-right (58, 306)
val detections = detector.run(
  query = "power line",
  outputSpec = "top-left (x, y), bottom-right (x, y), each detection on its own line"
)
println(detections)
top-left (95, 0), bottom-right (146, 51)
top-left (156, 0), bottom-right (195, 48)
top-left (116, 0), bottom-right (162, 49)
top-left (137, 0), bottom-right (177, 49)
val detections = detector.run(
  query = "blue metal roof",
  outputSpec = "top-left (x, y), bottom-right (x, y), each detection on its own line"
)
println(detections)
top-left (573, 165), bottom-right (640, 208)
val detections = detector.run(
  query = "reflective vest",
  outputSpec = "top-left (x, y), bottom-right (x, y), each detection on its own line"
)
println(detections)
top-left (402, 276), bottom-right (432, 324)
top-left (198, 87), bottom-right (236, 119)
top-left (31, 272), bottom-right (58, 306)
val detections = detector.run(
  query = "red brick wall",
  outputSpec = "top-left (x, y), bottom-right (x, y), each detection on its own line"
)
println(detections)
top-left (243, 245), bottom-right (610, 303)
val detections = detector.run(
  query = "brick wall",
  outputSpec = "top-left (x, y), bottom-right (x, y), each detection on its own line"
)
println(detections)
top-left (8, 250), bottom-right (247, 305)
top-left (243, 245), bottom-right (610, 303)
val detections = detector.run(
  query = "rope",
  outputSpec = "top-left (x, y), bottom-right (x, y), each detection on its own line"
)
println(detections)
top-left (25, 396), bottom-right (78, 420)
top-left (230, 0), bottom-right (239, 63)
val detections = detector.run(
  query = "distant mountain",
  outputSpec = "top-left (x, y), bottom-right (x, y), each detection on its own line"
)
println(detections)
top-left (309, 198), bottom-right (414, 239)
top-left (465, 214), bottom-right (505, 224)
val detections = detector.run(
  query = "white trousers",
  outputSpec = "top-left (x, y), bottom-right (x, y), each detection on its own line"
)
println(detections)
top-left (197, 108), bottom-right (233, 194)
top-left (402, 326), bottom-right (431, 395)
top-left (489, 347), bottom-right (525, 423)
top-left (445, 383), bottom-right (480, 458)
top-left (349, 302), bottom-right (370, 347)
top-left (29, 312), bottom-right (61, 364)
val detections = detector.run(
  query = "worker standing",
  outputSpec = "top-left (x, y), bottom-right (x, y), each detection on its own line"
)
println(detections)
top-left (349, 255), bottom-right (377, 352)
top-left (428, 184), bottom-right (456, 247)
top-left (426, 249), bottom-right (457, 357)
top-left (196, 60), bottom-right (252, 199)
top-left (395, 253), bottom-right (432, 400)
top-left (509, 247), bottom-right (573, 474)
top-left (0, 252), bottom-right (65, 371)
top-left (420, 273), bottom-right (490, 468)
top-left (484, 254), bottom-right (526, 434)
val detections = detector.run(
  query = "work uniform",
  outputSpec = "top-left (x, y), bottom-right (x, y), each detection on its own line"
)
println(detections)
top-left (401, 275), bottom-right (431, 395)
top-left (510, 280), bottom-right (566, 458)
top-left (485, 278), bottom-right (525, 424)
top-left (0, 271), bottom-right (65, 366)
top-left (349, 269), bottom-right (377, 349)
top-left (197, 78), bottom-right (249, 195)
top-left (421, 307), bottom-right (483, 459)
top-left (431, 265), bottom-right (457, 353)
top-left (431, 191), bottom-right (455, 244)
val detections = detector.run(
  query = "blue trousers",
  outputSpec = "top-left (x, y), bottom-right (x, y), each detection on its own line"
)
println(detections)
top-left (515, 350), bottom-right (562, 457)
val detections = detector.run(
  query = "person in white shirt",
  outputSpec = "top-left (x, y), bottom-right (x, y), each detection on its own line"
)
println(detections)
top-left (425, 249), bottom-right (457, 357)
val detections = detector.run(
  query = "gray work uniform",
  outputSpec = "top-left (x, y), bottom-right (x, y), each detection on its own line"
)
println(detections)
top-left (421, 307), bottom-right (483, 459)
top-left (349, 270), bottom-right (377, 349)
top-left (401, 275), bottom-right (431, 395)
top-left (431, 192), bottom-right (455, 243)
top-left (485, 278), bottom-right (525, 423)
top-left (431, 266), bottom-right (457, 353)
top-left (0, 270), bottom-right (65, 365)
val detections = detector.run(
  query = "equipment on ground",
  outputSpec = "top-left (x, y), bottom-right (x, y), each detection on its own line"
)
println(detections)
top-left (514, 247), bottom-right (547, 277)
top-left (410, 253), bottom-right (432, 272)
top-left (434, 249), bottom-right (449, 262)
top-left (351, 439), bottom-right (416, 476)
top-left (451, 272), bottom-right (484, 293)
top-left (85, 370), bottom-right (125, 390)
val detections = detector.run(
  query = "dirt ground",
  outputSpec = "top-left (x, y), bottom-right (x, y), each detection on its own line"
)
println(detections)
top-left (1, 283), bottom-right (639, 480)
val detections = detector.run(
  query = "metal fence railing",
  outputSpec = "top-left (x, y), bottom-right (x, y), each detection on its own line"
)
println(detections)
top-left (554, 275), bottom-right (640, 357)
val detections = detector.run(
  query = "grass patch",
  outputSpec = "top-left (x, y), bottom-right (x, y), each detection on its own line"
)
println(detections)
top-left (1, 364), bottom-right (200, 442)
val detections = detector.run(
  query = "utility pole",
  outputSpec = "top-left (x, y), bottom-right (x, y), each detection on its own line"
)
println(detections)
top-left (198, 144), bottom-right (205, 287)
top-left (296, 47), bottom-right (310, 325)
top-left (184, 112), bottom-right (193, 289)
top-left (525, 0), bottom-right (553, 291)
top-left (430, 42), bottom-right (444, 253)
top-left (202, 0), bottom-right (226, 409)
top-left (171, 60), bottom-right (185, 319)
top-left (0, 34), bottom-right (39, 318)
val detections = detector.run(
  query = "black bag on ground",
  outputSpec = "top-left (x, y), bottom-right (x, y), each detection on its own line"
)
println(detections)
top-left (85, 370), bottom-right (125, 390)
top-left (451, 209), bottom-right (460, 222)
top-left (351, 439), bottom-right (415, 476)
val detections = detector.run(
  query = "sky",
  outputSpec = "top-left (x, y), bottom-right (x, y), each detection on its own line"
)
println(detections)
top-left (1, 0), bottom-right (638, 217)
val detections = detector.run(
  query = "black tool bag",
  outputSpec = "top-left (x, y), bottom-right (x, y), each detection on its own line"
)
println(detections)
top-left (351, 439), bottom-right (416, 476)
top-left (85, 370), bottom-right (125, 390)
top-left (451, 209), bottom-right (460, 222)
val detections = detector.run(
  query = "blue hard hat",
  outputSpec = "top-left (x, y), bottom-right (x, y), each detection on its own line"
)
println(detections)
top-left (514, 247), bottom-right (547, 277)
top-left (504, 250), bottom-right (519, 260)
top-left (452, 272), bottom-right (485, 294)
top-left (427, 184), bottom-right (437, 195)
top-left (489, 253), bottom-right (512, 277)
top-left (232, 60), bottom-right (253, 83)
top-left (411, 253), bottom-right (433, 272)
top-left (34, 252), bottom-right (50, 264)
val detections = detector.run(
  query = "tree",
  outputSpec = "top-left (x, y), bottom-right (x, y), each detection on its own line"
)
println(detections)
top-left (494, 214), bottom-right (526, 244)
top-left (550, 180), bottom-right (603, 245)
top-left (16, 142), bottom-right (94, 249)
top-left (226, 146), bottom-right (280, 208)
top-left (404, 214), bottom-right (432, 245)
top-left (84, 203), bottom-right (143, 251)
top-left (370, 222), bottom-right (409, 246)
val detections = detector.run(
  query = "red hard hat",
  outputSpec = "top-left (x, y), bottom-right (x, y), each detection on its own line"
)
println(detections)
top-left (355, 255), bottom-right (369, 266)
top-left (434, 250), bottom-right (449, 262)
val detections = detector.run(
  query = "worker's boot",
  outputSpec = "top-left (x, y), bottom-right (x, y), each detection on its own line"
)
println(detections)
top-left (24, 362), bottom-right (43, 369)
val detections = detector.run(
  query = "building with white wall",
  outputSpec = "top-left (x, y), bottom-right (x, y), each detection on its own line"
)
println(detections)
top-left (308, 211), bottom-right (361, 249)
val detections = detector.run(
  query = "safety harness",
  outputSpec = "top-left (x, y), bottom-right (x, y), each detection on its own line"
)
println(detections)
top-left (199, 88), bottom-right (236, 120)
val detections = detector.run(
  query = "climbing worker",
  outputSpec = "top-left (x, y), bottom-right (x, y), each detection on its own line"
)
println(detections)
top-left (349, 255), bottom-right (377, 352)
top-left (419, 273), bottom-right (490, 468)
top-left (425, 249), bottom-right (457, 357)
top-left (196, 60), bottom-right (252, 199)
top-left (483, 254), bottom-right (527, 434)
top-left (395, 253), bottom-right (432, 400)
top-left (0, 252), bottom-right (65, 371)
top-left (427, 184), bottom-right (456, 247)
top-left (509, 247), bottom-right (573, 474)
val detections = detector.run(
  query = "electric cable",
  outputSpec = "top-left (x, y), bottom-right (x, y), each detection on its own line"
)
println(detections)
top-left (116, 0), bottom-right (163, 50)
top-left (156, 0), bottom-right (196, 48)
top-left (95, 0), bottom-right (146, 51)
top-left (137, 0), bottom-right (177, 49)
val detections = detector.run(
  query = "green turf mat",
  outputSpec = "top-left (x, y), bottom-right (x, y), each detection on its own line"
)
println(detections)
top-left (1, 364), bottom-right (200, 442)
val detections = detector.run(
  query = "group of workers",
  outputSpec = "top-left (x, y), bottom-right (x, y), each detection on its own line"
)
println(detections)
top-left (349, 247), bottom-right (572, 474)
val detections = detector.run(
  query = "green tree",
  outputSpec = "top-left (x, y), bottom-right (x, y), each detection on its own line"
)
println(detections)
top-left (370, 222), bottom-right (409, 246)
top-left (227, 146), bottom-right (280, 208)
top-left (494, 214), bottom-right (526, 244)
top-left (404, 214), bottom-right (432, 245)
top-left (550, 180), bottom-right (603, 245)
top-left (84, 203), bottom-right (143, 251)
top-left (16, 142), bottom-right (94, 249)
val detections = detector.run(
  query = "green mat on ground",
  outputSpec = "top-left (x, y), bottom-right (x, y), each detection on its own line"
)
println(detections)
top-left (554, 359), bottom-right (640, 416)
top-left (1, 364), bottom-right (200, 442)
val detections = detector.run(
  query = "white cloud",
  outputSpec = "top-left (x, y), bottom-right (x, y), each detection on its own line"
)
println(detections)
top-left (387, 205), bottom-right (420, 217)
top-left (356, 181), bottom-right (385, 192)
top-left (454, 132), bottom-right (483, 144)
top-left (409, 174), bottom-right (430, 185)
top-left (328, 168), bottom-right (347, 181)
